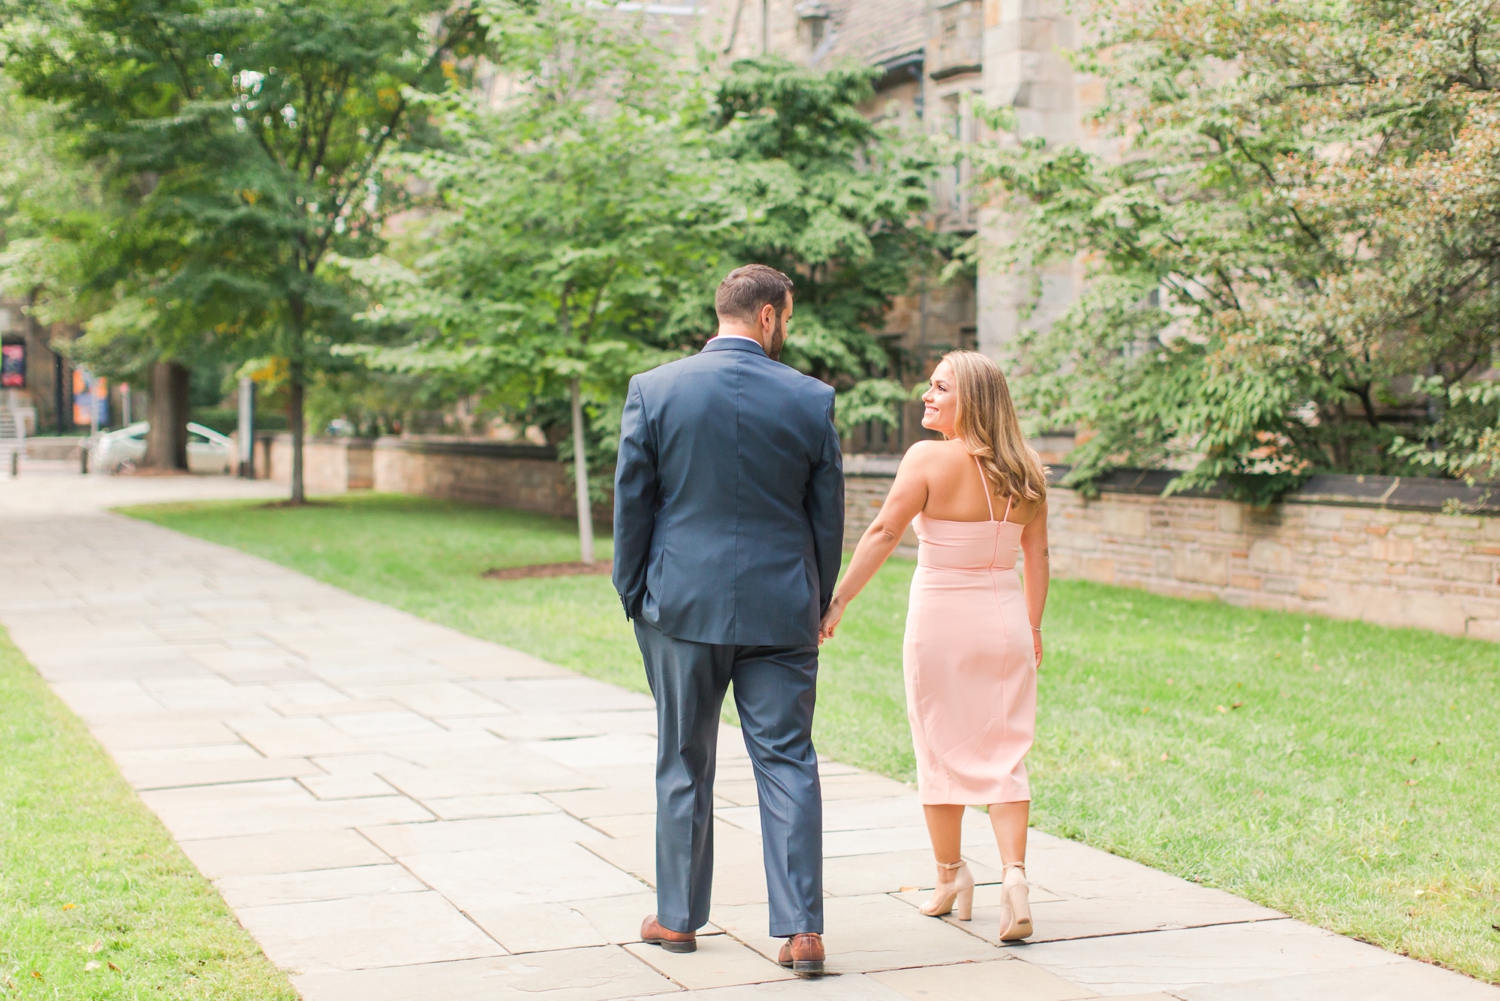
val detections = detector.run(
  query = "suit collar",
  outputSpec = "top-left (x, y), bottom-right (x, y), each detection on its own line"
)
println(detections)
top-left (702, 336), bottom-right (768, 358)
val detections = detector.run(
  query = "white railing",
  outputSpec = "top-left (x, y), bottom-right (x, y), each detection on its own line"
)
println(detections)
top-left (0, 407), bottom-right (27, 476)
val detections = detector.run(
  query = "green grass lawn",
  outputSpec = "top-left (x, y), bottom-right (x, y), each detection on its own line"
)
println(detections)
top-left (123, 493), bottom-right (1500, 983)
top-left (0, 627), bottom-right (297, 1001)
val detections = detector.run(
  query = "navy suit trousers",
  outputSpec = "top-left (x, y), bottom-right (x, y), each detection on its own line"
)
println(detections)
top-left (634, 619), bottom-right (823, 938)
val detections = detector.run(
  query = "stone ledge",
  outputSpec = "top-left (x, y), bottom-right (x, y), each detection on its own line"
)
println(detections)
top-left (22, 436), bottom-right (84, 461)
top-left (849, 455), bottom-right (1497, 516)
top-left (845, 454), bottom-right (902, 477)
top-left (268, 434), bottom-right (374, 450)
top-left (373, 435), bottom-right (558, 461)
top-left (857, 457), bottom-right (1498, 516)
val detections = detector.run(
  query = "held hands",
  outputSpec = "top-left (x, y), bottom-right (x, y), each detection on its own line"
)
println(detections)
top-left (819, 596), bottom-right (847, 644)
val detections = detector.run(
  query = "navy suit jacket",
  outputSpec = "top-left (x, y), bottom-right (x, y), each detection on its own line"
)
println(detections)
top-left (612, 337), bottom-right (845, 647)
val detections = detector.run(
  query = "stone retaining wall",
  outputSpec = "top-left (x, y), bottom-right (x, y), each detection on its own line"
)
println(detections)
top-left (844, 454), bottom-right (915, 550)
top-left (262, 435), bottom-right (1496, 640)
top-left (845, 459), bottom-right (1500, 642)
top-left (266, 435), bottom-right (374, 494)
top-left (372, 437), bottom-right (577, 518)
top-left (252, 434), bottom-right (596, 520)
top-left (23, 436), bottom-right (83, 462)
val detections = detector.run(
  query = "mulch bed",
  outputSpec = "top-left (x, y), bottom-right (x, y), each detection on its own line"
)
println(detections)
top-left (117, 466), bottom-right (196, 476)
top-left (258, 499), bottom-right (337, 509)
top-left (483, 561), bottom-right (612, 581)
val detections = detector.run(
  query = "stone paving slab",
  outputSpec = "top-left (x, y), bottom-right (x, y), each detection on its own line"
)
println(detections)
top-left (1175, 961), bottom-right (1500, 1001)
top-left (626, 935), bottom-right (798, 991)
top-left (237, 889), bottom-right (506, 972)
top-left (715, 894), bottom-right (1007, 974)
top-left (825, 849), bottom-right (1006, 898)
top-left (869, 959), bottom-right (1096, 1001)
top-left (181, 828), bottom-right (394, 878)
top-left (217, 862), bottom-right (428, 908)
top-left (891, 878), bottom-right (1277, 946)
top-left (291, 946), bottom-right (681, 1001)
top-left (1012, 920), bottom-right (1406, 996)
top-left (679, 979), bottom-right (908, 1001)
top-left (2, 472), bottom-right (1497, 1001)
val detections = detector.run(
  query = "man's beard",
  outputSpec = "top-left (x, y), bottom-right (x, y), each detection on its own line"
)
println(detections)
top-left (766, 315), bottom-right (787, 360)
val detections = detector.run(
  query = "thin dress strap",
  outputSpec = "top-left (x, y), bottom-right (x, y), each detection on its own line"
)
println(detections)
top-left (973, 456), bottom-right (996, 522)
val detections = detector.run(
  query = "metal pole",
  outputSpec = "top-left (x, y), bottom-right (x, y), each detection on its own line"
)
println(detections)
top-left (52, 349), bottom-right (65, 433)
top-left (121, 383), bottom-right (132, 426)
top-left (4, 387), bottom-right (19, 479)
top-left (84, 371), bottom-right (98, 474)
top-left (237, 376), bottom-right (256, 478)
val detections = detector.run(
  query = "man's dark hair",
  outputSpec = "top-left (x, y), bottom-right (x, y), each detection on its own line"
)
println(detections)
top-left (715, 265), bottom-right (794, 323)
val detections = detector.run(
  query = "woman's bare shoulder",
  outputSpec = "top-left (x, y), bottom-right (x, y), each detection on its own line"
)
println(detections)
top-left (898, 440), bottom-right (973, 499)
top-left (900, 438), bottom-right (966, 465)
top-left (894, 439), bottom-right (930, 469)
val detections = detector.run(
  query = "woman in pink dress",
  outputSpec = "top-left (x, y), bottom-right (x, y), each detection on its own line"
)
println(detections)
top-left (819, 350), bottom-right (1049, 943)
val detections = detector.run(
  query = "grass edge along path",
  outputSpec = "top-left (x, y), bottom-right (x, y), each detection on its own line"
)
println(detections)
top-left (121, 493), bottom-right (1500, 984)
top-left (0, 625), bottom-right (298, 1001)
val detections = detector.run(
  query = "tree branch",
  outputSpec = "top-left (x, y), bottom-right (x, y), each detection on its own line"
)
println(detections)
top-left (580, 262), bottom-right (618, 345)
top-left (306, 67), bottom-right (353, 184)
top-left (306, 5), bottom-right (483, 272)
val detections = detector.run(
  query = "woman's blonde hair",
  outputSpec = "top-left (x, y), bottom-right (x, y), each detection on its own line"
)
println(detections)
top-left (942, 350), bottom-right (1048, 504)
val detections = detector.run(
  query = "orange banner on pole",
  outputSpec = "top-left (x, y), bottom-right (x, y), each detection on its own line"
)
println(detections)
top-left (72, 369), bottom-right (109, 426)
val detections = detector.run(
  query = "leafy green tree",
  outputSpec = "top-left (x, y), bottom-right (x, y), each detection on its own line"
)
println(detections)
top-left (350, 2), bottom-right (720, 561)
top-left (972, 0), bottom-right (1500, 502)
top-left (0, 80), bottom-right (63, 273)
top-left (0, 77), bottom-right (91, 434)
top-left (712, 57), bottom-right (944, 430)
top-left (0, 77), bottom-right (195, 451)
top-left (5, 0), bottom-right (261, 466)
top-left (3, 0), bottom-right (490, 495)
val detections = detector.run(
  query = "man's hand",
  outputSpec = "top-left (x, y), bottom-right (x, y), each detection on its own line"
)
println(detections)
top-left (818, 596), bottom-right (847, 644)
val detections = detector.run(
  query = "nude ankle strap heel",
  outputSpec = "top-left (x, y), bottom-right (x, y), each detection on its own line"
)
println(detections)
top-left (920, 860), bottom-right (974, 921)
top-left (998, 862), bottom-right (1032, 942)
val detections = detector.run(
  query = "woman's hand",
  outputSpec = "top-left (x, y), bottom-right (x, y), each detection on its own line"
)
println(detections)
top-left (1031, 627), bottom-right (1043, 668)
top-left (819, 596), bottom-right (847, 644)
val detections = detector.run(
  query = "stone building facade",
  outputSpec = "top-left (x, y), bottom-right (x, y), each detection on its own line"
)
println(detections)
top-left (670, 0), bottom-right (1092, 453)
top-left (0, 297), bottom-right (74, 436)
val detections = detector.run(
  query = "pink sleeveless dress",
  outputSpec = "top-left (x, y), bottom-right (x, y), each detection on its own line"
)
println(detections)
top-left (903, 460), bottom-right (1037, 805)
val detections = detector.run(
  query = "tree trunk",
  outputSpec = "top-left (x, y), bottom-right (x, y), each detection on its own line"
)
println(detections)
top-left (51, 345), bottom-right (68, 435)
top-left (569, 376), bottom-right (595, 565)
top-left (142, 361), bottom-right (189, 470)
top-left (288, 361), bottom-right (305, 503)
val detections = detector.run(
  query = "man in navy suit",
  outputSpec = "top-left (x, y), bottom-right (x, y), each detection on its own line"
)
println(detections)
top-left (613, 265), bottom-right (844, 975)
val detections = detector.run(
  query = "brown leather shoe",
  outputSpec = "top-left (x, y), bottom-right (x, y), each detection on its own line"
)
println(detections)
top-left (776, 932), bottom-right (825, 976)
top-left (640, 914), bottom-right (696, 954)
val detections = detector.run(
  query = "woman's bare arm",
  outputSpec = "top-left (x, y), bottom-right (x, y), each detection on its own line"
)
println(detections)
top-left (818, 445), bottom-right (934, 641)
top-left (1019, 500), bottom-right (1050, 665)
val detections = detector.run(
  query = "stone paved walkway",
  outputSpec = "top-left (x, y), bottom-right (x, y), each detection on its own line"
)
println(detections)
top-left (1, 471), bottom-right (1495, 1001)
